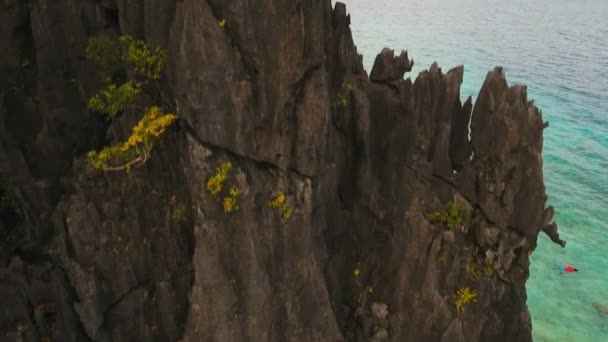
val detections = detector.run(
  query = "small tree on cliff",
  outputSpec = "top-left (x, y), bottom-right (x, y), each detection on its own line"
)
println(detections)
top-left (84, 34), bottom-right (176, 172)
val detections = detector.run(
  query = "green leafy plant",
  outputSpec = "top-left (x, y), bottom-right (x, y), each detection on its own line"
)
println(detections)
top-left (119, 36), bottom-right (166, 80)
top-left (453, 287), bottom-right (478, 311)
top-left (267, 193), bottom-right (295, 221)
top-left (218, 19), bottom-right (226, 29)
top-left (206, 161), bottom-right (242, 215)
top-left (336, 82), bottom-right (354, 108)
top-left (468, 259), bottom-right (495, 280)
top-left (437, 255), bottom-right (447, 265)
top-left (84, 34), bottom-right (176, 173)
top-left (223, 186), bottom-right (241, 214)
top-left (426, 201), bottom-right (479, 233)
top-left (281, 205), bottom-right (294, 220)
top-left (86, 106), bottom-right (177, 171)
top-left (351, 263), bottom-right (375, 317)
top-left (483, 262), bottom-right (495, 278)
top-left (268, 193), bottom-right (286, 208)
top-left (467, 262), bottom-right (481, 280)
top-left (207, 162), bottom-right (232, 198)
top-left (85, 34), bottom-right (123, 80)
top-left (172, 203), bottom-right (188, 223)
top-left (88, 81), bottom-right (141, 117)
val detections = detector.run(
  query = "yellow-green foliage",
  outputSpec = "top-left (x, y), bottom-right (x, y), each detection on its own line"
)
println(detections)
top-left (223, 186), bottom-right (241, 214)
top-left (267, 193), bottom-right (294, 221)
top-left (205, 162), bottom-right (242, 214)
top-left (467, 263), bottom-right (481, 280)
top-left (426, 201), bottom-right (478, 233)
top-left (336, 82), bottom-right (354, 108)
top-left (426, 211), bottom-right (442, 222)
top-left (437, 255), bottom-right (447, 265)
top-left (267, 193), bottom-right (286, 208)
top-left (85, 34), bottom-right (174, 172)
top-left (88, 81), bottom-right (141, 117)
top-left (281, 205), bottom-right (294, 220)
top-left (85, 34), bottom-right (123, 80)
top-left (207, 162), bottom-right (232, 198)
top-left (453, 287), bottom-right (478, 311)
top-left (468, 260), bottom-right (494, 280)
top-left (172, 203), bottom-right (187, 223)
top-left (218, 19), bottom-right (226, 29)
top-left (86, 106), bottom-right (177, 171)
top-left (86, 34), bottom-right (166, 81)
top-left (119, 36), bottom-right (166, 79)
top-left (483, 262), bottom-right (494, 277)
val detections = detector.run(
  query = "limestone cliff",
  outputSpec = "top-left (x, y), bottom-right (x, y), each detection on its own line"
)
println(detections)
top-left (0, 1), bottom-right (563, 341)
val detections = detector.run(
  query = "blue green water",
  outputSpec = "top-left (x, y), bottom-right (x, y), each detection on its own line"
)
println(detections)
top-left (334, 0), bottom-right (608, 340)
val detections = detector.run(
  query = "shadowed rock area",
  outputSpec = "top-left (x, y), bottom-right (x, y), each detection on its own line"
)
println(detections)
top-left (0, 1), bottom-right (562, 341)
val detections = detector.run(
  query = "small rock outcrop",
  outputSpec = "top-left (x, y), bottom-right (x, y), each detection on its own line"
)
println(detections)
top-left (369, 48), bottom-right (414, 82)
top-left (0, 1), bottom-right (562, 341)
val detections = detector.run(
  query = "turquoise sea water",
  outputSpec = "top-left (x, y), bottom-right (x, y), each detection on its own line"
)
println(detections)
top-left (334, 0), bottom-right (608, 340)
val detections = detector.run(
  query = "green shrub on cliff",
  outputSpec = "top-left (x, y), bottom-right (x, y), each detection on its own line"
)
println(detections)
top-left (453, 287), bottom-right (477, 311)
top-left (206, 161), bottom-right (243, 215)
top-left (267, 193), bottom-right (295, 221)
top-left (84, 35), bottom-right (176, 172)
top-left (86, 106), bottom-right (177, 171)
top-left (88, 81), bottom-right (141, 118)
top-left (426, 201), bottom-right (479, 233)
top-left (335, 81), bottom-right (354, 108)
top-left (207, 162), bottom-right (232, 198)
top-left (85, 34), bottom-right (123, 81)
top-left (467, 260), bottom-right (495, 280)
top-left (86, 34), bottom-right (166, 82)
top-left (172, 203), bottom-right (188, 223)
top-left (119, 36), bottom-right (166, 80)
top-left (223, 186), bottom-right (241, 214)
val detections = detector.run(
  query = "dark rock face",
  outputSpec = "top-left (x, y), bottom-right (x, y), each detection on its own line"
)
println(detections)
top-left (369, 48), bottom-right (414, 82)
top-left (0, 1), bottom-right (562, 341)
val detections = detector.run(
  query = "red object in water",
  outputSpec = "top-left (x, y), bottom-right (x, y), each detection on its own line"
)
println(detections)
top-left (564, 265), bottom-right (575, 273)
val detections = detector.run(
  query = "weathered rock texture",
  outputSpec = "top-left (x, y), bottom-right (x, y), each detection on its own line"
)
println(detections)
top-left (0, 1), bottom-right (562, 341)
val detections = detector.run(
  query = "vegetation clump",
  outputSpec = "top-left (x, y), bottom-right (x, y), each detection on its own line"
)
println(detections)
top-left (88, 81), bottom-right (141, 118)
top-left (172, 202), bottom-right (188, 223)
top-left (86, 106), bottom-right (177, 171)
top-left (267, 193), bottom-right (294, 221)
top-left (467, 262), bottom-right (481, 280)
top-left (223, 186), bottom-right (241, 214)
top-left (84, 34), bottom-right (175, 172)
top-left (206, 161), bottom-right (242, 215)
top-left (351, 263), bottom-right (375, 318)
top-left (119, 36), bottom-right (166, 80)
top-left (468, 260), bottom-right (495, 280)
top-left (207, 162), bottom-right (232, 198)
top-left (426, 201), bottom-right (479, 233)
top-left (336, 81), bottom-right (354, 108)
top-left (85, 34), bottom-right (123, 80)
top-left (452, 287), bottom-right (478, 311)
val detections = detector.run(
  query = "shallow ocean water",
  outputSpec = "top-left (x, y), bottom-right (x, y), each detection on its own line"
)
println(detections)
top-left (333, 0), bottom-right (608, 340)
